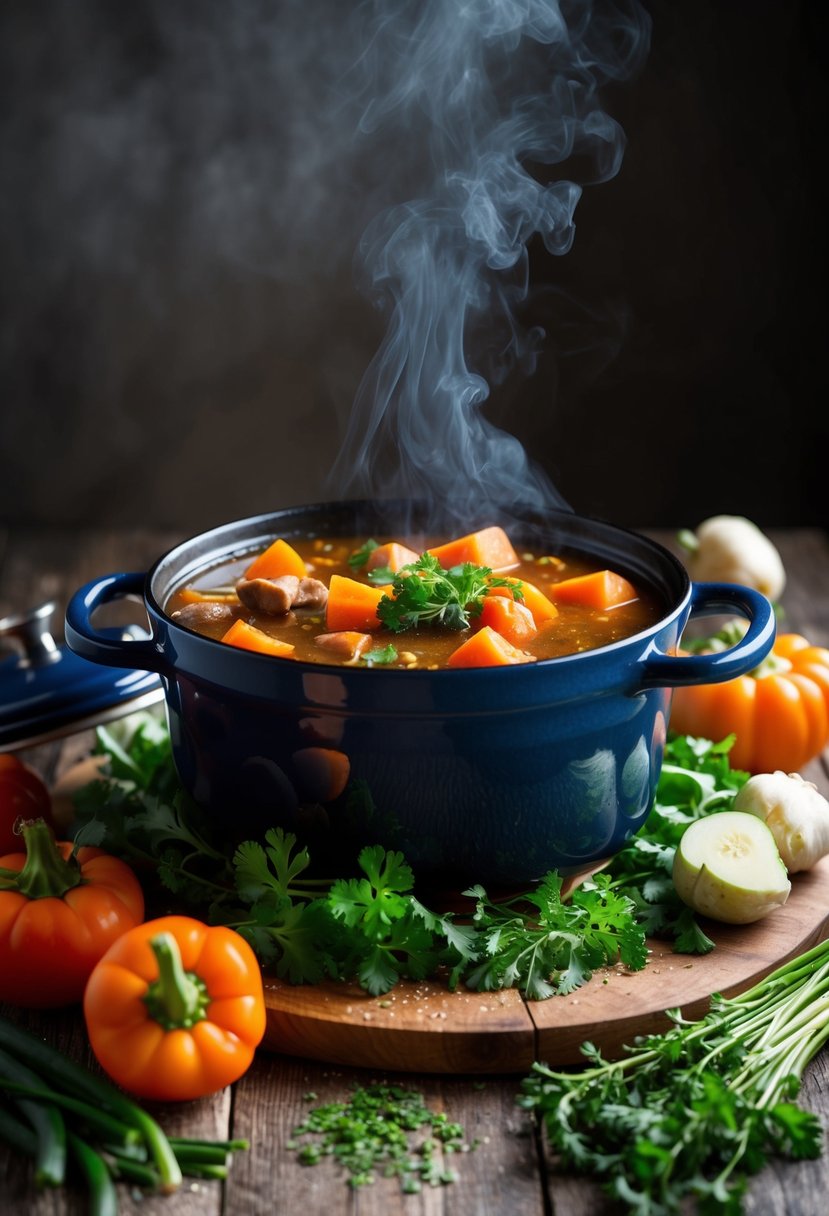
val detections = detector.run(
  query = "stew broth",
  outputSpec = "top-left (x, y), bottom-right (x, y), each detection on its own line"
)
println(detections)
top-left (165, 528), bottom-right (663, 669)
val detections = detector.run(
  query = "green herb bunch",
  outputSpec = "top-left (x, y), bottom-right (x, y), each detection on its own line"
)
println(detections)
top-left (519, 938), bottom-right (829, 1213)
top-left (71, 716), bottom-right (747, 1003)
top-left (71, 714), bottom-right (646, 1000)
top-left (376, 553), bottom-right (520, 632)
top-left (220, 831), bottom-right (646, 999)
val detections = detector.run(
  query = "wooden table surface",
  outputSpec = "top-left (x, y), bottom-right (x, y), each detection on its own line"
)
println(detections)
top-left (1, 525), bottom-right (828, 1216)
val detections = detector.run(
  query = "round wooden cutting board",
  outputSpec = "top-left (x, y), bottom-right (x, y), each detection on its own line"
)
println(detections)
top-left (261, 856), bottom-right (829, 1074)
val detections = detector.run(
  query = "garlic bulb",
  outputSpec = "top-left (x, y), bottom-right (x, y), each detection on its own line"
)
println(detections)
top-left (679, 516), bottom-right (786, 600)
top-left (732, 771), bottom-right (829, 872)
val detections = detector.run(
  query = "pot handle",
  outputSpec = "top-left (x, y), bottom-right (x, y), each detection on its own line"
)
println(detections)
top-left (65, 572), bottom-right (167, 675)
top-left (638, 581), bottom-right (776, 690)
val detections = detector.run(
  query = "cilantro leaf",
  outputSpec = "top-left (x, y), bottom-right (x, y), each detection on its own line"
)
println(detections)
top-left (233, 829), bottom-right (312, 902)
top-left (328, 846), bottom-right (413, 936)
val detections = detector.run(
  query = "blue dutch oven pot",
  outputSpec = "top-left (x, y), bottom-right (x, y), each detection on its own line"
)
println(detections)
top-left (64, 502), bottom-right (776, 885)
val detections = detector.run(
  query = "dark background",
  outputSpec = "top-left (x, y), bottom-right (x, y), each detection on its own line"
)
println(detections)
top-left (1, 0), bottom-right (826, 535)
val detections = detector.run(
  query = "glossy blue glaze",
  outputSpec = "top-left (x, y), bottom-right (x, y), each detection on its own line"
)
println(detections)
top-left (64, 503), bottom-right (776, 885)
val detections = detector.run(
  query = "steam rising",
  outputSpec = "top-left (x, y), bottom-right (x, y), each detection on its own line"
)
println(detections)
top-left (0, 1), bottom-right (650, 527)
top-left (329, 0), bottom-right (651, 521)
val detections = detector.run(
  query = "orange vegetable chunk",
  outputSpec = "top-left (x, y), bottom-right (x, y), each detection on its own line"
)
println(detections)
top-left (221, 619), bottom-right (296, 657)
top-left (478, 595), bottom-right (537, 646)
top-left (427, 526), bottom-right (520, 571)
top-left (244, 538), bottom-right (307, 581)
top-left (486, 576), bottom-right (559, 624)
top-left (326, 575), bottom-right (390, 633)
top-left (178, 587), bottom-right (239, 605)
top-left (446, 625), bottom-right (535, 668)
top-left (549, 569), bottom-right (638, 610)
top-left (367, 542), bottom-right (419, 573)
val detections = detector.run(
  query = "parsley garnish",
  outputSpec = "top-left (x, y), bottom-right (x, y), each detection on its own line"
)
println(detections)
top-left (462, 873), bottom-right (646, 1000)
top-left (377, 553), bottom-right (520, 633)
top-left (519, 939), bottom-right (829, 1211)
top-left (289, 1083), bottom-right (476, 1191)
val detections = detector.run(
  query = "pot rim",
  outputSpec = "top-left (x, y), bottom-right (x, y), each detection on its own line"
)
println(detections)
top-left (143, 498), bottom-right (692, 674)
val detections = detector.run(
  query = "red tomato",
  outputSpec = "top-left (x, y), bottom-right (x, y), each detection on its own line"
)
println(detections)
top-left (0, 755), bottom-right (55, 852)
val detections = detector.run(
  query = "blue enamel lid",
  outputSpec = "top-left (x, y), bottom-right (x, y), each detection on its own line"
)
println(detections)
top-left (0, 602), bottom-right (163, 751)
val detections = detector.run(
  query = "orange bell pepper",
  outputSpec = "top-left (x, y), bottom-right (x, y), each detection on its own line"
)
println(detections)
top-left (0, 818), bottom-right (145, 1008)
top-left (83, 914), bottom-right (266, 1102)
top-left (670, 633), bottom-right (829, 773)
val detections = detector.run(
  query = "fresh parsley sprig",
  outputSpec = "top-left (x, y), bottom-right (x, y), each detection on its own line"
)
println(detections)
top-left (519, 939), bottom-right (829, 1212)
top-left (462, 873), bottom-right (647, 1000)
top-left (377, 553), bottom-right (520, 633)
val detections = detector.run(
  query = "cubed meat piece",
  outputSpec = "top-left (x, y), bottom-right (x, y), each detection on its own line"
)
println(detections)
top-left (236, 575), bottom-right (300, 615)
top-left (292, 577), bottom-right (329, 610)
top-left (172, 602), bottom-right (236, 629)
top-left (315, 631), bottom-right (371, 661)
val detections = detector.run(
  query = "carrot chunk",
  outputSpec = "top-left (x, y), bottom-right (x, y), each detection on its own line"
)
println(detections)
top-left (446, 625), bottom-right (535, 668)
top-left (548, 569), bottom-right (638, 610)
top-left (325, 575), bottom-right (391, 633)
top-left (367, 542), bottom-right (420, 573)
top-left (486, 576), bottom-right (559, 624)
top-left (478, 596), bottom-right (538, 646)
top-left (221, 619), bottom-right (296, 657)
top-left (427, 526), bottom-right (520, 571)
top-left (178, 587), bottom-right (239, 605)
top-left (244, 538), bottom-right (307, 581)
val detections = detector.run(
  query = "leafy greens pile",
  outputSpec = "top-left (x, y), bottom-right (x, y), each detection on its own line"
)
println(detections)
top-left (70, 713), bottom-right (747, 1001)
top-left (520, 939), bottom-right (829, 1213)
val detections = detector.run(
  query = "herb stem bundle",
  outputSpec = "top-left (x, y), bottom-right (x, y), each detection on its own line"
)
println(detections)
top-left (520, 937), bottom-right (829, 1212)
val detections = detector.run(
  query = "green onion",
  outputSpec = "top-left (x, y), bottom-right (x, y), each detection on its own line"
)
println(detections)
top-left (0, 1046), bottom-right (66, 1187)
top-left (0, 1017), bottom-right (181, 1193)
top-left (0, 1078), bottom-right (141, 1147)
top-left (0, 1101), bottom-right (38, 1157)
top-left (68, 1131), bottom-right (118, 1216)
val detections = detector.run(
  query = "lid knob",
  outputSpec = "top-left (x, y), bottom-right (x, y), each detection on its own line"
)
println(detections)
top-left (0, 601), bottom-right (61, 668)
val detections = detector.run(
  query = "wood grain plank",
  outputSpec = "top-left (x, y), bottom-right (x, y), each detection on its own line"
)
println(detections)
top-left (262, 977), bottom-right (536, 1075)
top-left (226, 1054), bottom-right (545, 1216)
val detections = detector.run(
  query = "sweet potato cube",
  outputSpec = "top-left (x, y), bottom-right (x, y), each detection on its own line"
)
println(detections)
top-left (486, 576), bottom-right (559, 624)
top-left (549, 569), bottom-right (638, 610)
top-left (367, 542), bottom-right (419, 573)
top-left (244, 538), bottom-right (307, 581)
top-left (427, 526), bottom-right (520, 571)
top-left (325, 575), bottom-right (391, 633)
top-left (446, 625), bottom-right (535, 668)
top-left (478, 596), bottom-right (538, 646)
